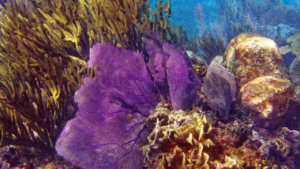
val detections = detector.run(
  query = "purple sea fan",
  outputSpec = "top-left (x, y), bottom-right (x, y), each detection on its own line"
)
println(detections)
top-left (55, 43), bottom-right (160, 169)
top-left (164, 43), bottom-right (202, 110)
top-left (202, 61), bottom-right (236, 120)
top-left (144, 30), bottom-right (202, 110)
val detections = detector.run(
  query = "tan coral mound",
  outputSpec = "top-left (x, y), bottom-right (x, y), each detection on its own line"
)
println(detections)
top-left (141, 103), bottom-right (239, 169)
top-left (223, 33), bottom-right (300, 127)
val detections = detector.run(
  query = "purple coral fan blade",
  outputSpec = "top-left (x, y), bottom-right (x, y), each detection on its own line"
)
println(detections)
top-left (55, 43), bottom-right (159, 169)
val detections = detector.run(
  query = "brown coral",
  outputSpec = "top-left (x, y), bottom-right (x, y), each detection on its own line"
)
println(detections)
top-left (141, 103), bottom-right (238, 169)
top-left (223, 33), bottom-right (300, 127)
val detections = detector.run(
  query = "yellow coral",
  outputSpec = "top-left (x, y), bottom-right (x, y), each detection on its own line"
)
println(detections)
top-left (0, 0), bottom-right (97, 153)
top-left (141, 103), bottom-right (239, 169)
top-left (0, 0), bottom-right (174, 154)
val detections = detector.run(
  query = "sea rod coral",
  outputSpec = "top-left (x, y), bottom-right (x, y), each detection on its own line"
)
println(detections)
top-left (0, 0), bottom-right (173, 154)
top-left (0, 0), bottom-right (96, 154)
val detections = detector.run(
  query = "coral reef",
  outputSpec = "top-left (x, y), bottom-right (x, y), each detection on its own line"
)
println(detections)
top-left (141, 103), bottom-right (300, 169)
top-left (187, 50), bottom-right (208, 83)
top-left (223, 33), bottom-right (300, 127)
top-left (211, 118), bottom-right (300, 169)
top-left (202, 61), bottom-right (237, 120)
top-left (0, 0), bottom-right (173, 154)
top-left (289, 57), bottom-right (300, 98)
top-left (279, 33), bottom-right (300, 58)
top-left (141, 103), bottom-right (220, 169)
top-left (56, 31), bottom-right (202, 168)
top-left (0, 145), bottom-right (80, 169)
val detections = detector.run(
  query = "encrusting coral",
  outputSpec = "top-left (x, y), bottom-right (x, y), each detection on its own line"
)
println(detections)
top-left (223, 33), bottom-right (300, 128)
top-left (141, 103), bottom-right (215, 169)
top-left (289, 57), bottom-right (300, 98)
top-left (141, 103), bottom-right (244, 169)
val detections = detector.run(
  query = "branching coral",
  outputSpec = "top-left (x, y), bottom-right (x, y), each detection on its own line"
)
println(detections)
top-left (0, 0), bottom-right (174, 154)
top-left (0, 0), bottom-right (96, 153)
top-left (198, 33), bottom-right (227, 65)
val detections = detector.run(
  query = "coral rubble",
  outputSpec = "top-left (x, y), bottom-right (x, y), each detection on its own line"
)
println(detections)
top-left (223, 33), bottom-right (300, 127)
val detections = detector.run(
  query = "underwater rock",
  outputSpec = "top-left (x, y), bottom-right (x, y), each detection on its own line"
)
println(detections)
top-left (186, 50), bottom-right (206, 66)
top-left (290, 57), bottom-right (300, 98)
top-left (55, 43), bottom-right (160, 169)
top-left (211, 55), bottom-right (223, 64)
top-left (249, 126), bottom-right (300, 168)
top-left (202, 61), bottom-right (236, 120)
top-left (144, 30), bottom-right (202, 110)
top-left (223, 33), bottom-right (300, 127)
top-left (265, 5), bottom-right (300, 28)
top-left (240, 76), bottom-right (299, 127)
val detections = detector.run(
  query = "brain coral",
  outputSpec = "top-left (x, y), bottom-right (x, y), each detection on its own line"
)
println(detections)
top-left (223, 33), bottom-right (300, 127)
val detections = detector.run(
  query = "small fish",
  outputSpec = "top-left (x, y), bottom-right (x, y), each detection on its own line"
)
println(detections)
top-left (127, 114), bottom-right (132, 119)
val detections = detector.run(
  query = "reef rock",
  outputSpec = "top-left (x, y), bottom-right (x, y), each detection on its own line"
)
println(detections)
top-left (223, 33), bottom-right (300, 127)
top-left (265, 5), bottom-right (300, 28)
top-left (289, 56), bottom-right (300, 98)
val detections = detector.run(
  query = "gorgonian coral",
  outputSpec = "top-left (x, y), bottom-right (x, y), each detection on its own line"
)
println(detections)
top-left (55, 42), bottom-right (160, 168)
top-left (0, 0), bottom-right (96, 153)
top-left (0, 0), bottom-right (172, 154)
top-left (55, 30), bottom-right (202, 168)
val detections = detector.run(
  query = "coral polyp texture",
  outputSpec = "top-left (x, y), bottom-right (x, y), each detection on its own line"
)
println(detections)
top-left (141, 103), bottom-right (246, 169)
top-left (223, 33), bottom-right (300, 127)
top-left (141, 103), bottom-right (214, 169)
